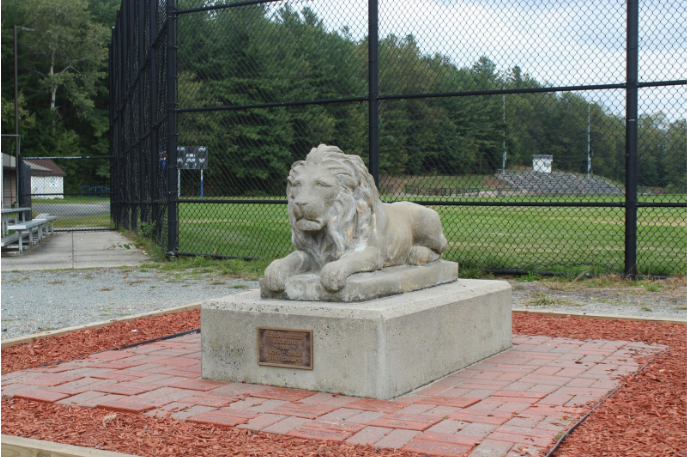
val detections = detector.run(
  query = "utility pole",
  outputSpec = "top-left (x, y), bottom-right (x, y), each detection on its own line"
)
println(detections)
top-left (587, 103), bottom-right (591, 179)
top-left (13, 25), bottom-right (34, 157)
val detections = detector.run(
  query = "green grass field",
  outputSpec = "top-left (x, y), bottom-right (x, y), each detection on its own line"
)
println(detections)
top-left (28, 192), bottom-right (683, 274)
top-left (174, 198), bottom-right (686, 276)
top-left (53, 214), bottom-right (114, 229)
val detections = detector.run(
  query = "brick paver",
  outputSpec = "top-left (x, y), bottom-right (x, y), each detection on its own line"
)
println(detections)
top-left (374, 429), bottom-right (421, 449)
top-left (403, 432), bottom-right (479, 457)
top-left (14, 388), bottom-right (71, 403)
top-left (345, 425), bottom-right (392, 445)
top-left (187, 410), bottom-right (257, 427)
top-left (97, 396), bottom-right (164, 413)
top-left (370, 413), bottom-right (443, 431)
top-left (251, 387), bottom-right (317, 402)
top-left (2, 333), bottom-right (665, 457)
top-left (287, 424), bottom-right (353, 442)
top-left (237, 413), bottom-right (287, 431)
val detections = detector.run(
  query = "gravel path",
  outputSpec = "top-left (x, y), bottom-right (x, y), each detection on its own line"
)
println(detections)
top-left (509, 278), bottom-right (687, 320)
top-left (1, 268), bottom-right (258, 339)
top-left (2, 268), bottom-right (685, 340)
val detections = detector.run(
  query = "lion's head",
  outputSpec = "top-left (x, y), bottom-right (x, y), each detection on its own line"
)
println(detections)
top-left (287, 144), bottom-right (378, 267)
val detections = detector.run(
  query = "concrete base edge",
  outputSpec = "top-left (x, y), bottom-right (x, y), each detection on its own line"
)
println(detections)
top-left (1, 434), bottom-right (139, 457)
top-left (512, 308), bottom-right (687, 325)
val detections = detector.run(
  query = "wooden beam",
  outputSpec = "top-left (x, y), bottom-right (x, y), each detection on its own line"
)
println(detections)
top-left (1, 434), bottom-right (139, 457)
top-left (512, 308), bottom-right (687, 325)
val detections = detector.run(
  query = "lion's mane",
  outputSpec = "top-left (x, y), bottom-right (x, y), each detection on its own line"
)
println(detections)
top-left (288, 145), bottom-right (378, 268)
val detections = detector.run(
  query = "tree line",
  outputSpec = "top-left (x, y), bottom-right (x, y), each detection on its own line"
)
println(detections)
top-left (2, 1), bottom-right (684, 196)
top-left (1, 0), bottom-right (118, 192)
top-left (176, 4), bottom-right (684, 196)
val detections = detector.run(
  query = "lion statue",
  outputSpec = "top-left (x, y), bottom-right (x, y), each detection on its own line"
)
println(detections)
top-left (262, 144), bottom-right (448, 293)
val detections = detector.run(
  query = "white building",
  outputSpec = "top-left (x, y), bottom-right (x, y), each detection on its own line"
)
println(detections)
top-left (532, 155), bottom-right (553, 173)
top-left (25, 159), bottom-right (66, 199)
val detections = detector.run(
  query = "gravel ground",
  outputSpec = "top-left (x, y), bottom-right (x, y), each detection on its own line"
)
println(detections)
top-left (2, 268), bottom-right (685, 340)
top-left (1, 268), bottom-right (258, 340)
top-left (509, 277), bottom-right (687, 320)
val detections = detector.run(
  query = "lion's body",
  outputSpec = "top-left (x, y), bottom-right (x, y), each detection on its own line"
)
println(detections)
top-left (262, 145), bottom-right (448, 293)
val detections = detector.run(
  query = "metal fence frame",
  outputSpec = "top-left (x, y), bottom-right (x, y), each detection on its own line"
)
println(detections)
top-left (110, 0), bottom-right (686, 277)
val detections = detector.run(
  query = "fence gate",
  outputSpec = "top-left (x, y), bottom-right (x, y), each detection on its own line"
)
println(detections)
top-left (19, 156), bottom-right (115, 232)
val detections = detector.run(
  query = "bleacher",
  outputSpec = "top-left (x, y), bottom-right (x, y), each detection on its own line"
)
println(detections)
top-left (1, 213), bottom-right (58, 254)
top-left (496, 171), bottom-right (623, 196)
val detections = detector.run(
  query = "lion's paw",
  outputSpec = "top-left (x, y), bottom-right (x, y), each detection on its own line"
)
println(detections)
top-left (263, 261), bottom-right (288, 292)
top-left (320, 263), bottom-right (348, 292)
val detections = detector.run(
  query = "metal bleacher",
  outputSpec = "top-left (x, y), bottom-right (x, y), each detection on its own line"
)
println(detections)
top-left (496, 171), bottom-right (624, 196)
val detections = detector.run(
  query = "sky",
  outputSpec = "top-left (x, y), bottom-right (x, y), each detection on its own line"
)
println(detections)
top-left (264, 0), bottom-right (685, 121)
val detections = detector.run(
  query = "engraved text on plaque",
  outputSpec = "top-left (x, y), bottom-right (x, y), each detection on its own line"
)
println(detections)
top-left (257, 328), bottom-right (313, 369)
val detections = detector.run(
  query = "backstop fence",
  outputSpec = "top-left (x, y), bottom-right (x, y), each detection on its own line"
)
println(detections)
top-left (110, 0), bottom-right (686, 276)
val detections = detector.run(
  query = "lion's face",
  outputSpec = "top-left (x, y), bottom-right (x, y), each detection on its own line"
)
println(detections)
top-left (288, 164), bottom-right (341, 232)
top-left (287, 144), bottom-right (378, 265)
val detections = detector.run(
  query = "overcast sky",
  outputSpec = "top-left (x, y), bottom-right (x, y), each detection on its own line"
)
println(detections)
top-left (268, 0), bottom-right (685, 121)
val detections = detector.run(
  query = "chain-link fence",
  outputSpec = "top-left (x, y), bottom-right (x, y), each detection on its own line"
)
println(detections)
top-left (111, 0), bottom-right (686, 276)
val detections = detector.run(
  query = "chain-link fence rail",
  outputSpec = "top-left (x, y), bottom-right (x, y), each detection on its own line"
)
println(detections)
top-left (111, 0), bottom-right (686, 277)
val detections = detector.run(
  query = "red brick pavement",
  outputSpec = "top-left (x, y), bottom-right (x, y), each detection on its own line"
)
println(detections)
top-left (2, 334), bottom-right (664, 457)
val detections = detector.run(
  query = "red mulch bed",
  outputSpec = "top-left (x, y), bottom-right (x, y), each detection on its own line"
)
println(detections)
top-left (1, 399), bottom-right (413, 457)
top-left (1, 310), bottom-right (201, 374)
top-left (513, 314), bottom-right (686, 457)
top-left (2, 311), bottom-right (685, 456)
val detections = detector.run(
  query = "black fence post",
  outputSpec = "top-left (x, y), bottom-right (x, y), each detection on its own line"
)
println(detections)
top-left (138, 0), bottom-right (146, 226)
top-left (149, 0), bottom-right (159, 235)
top-left (112, 13), bottom-right (120, 229)
top-left (117, 10), bottom-right (124, 230)
top-left (368, 0), bottom-right (379, 187)
top-left (122, 0), bottom-right (131, 231)
top-left (109, 37), bottom-right (117, 230)
top-left (166, 0), bottom-right (178, 257)
top-left (625, 0), bottom-right (639, 278)
top-left (16, 151), bottom-right (22, 208)
top-left (129, 0), bottom-right (138, 232)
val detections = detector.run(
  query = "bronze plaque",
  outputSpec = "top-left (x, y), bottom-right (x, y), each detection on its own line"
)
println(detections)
top-left (257, 327), bottom-right (313, 370)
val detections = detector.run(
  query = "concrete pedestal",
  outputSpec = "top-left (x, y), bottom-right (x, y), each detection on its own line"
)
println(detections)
top-left (201, 279), bottom-right (512, 400)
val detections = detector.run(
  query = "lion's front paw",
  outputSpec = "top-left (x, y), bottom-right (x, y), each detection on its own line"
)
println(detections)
top-left (320, 263), bottom-right (348, 292)
top-left (263, 260), bottom-right (288, 292)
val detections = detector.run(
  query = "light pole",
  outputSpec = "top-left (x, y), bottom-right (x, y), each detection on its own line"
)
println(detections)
top-left (14, 25), bottom-right (34, 157)
top-left (587, 103), bottom-right (591, 179)
top-left (502, 83), bottom-right (507, 173)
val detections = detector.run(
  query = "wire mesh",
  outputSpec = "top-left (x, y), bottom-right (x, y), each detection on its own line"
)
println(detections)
top-left (111, 0), bottom-right (686, 275)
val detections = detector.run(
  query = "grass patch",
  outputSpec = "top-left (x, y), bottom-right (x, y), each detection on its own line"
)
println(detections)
top-left (518, 272), bottom-right (541, 282)
top-left (460, 266), bottom-right (485, 279)
top-left (641, 306), bottom-right (653, 312)
top-left (526, 293), bottom-right (583, 307)
top-left (139, 254), bottom-right (272, 281)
